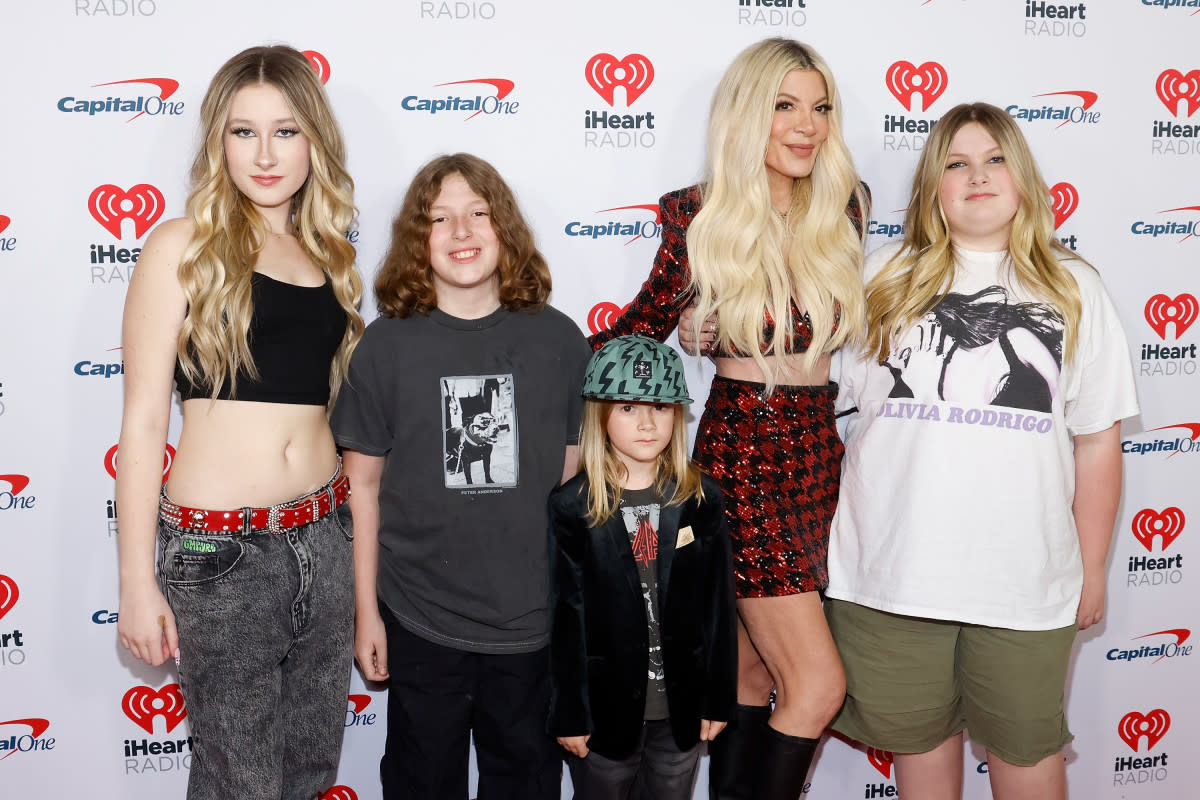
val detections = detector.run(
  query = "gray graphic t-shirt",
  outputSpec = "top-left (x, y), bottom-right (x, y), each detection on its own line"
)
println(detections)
top-left (619, 486), bottom-right (667, 720)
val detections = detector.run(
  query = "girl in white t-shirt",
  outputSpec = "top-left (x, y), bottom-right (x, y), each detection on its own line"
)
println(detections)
top-left (824, 102), bottom-right (1138, 800)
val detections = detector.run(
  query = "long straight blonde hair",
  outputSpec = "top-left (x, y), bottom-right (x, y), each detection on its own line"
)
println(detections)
top-left (578, 400), bottom-right (704, 526)
top-left (687, 38), bottom-right (868, 392)
top-left (864, 102), bottom-right (1085, 364)
top-left (176, 45), bottom-right (363, 403)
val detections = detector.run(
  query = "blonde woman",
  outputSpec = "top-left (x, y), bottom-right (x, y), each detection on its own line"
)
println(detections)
top-left (592, 38), bottom-right (869, 799)
top-left (826, 103), bottom-right (1136, 800)
top-left (115, 45), bottom-right (362, 799)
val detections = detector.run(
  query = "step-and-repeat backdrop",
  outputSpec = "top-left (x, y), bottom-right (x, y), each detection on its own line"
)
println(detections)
top-left (1, 1), bottom-right (1196, 798)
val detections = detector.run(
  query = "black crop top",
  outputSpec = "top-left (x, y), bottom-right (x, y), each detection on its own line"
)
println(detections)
top-left (174, 272), bottom-right (347, 405)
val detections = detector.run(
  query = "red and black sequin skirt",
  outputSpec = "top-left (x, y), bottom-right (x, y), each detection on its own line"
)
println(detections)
top-left (693, 376), bottom-right (843, 598)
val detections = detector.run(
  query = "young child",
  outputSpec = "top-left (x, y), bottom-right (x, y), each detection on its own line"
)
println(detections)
top-left (548, 334), bottom-right (738, 800)
top-left (332, 153), bottom-right (591, 800)
top-left (825, 103), bottom-right (1139, 800)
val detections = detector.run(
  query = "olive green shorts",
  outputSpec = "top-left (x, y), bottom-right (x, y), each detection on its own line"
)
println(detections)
top-left (825, 598), bottom-right (1076, 767)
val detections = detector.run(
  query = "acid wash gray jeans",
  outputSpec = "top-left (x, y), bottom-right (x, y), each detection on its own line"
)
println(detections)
top-left (157, 497), bottom-right (354, 800)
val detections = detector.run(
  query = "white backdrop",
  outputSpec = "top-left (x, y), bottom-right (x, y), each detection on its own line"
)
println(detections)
top-left (0, 1), bottom-right (1197, 798)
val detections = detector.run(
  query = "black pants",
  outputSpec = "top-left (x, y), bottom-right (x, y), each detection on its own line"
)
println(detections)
top-left (380, 609), bottom-right (562, 800)
top-left (567, 719), bottom-right (700, 800)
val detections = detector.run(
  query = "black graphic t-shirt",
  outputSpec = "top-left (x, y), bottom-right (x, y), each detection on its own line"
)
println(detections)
top-left (618, 486), bottom-right (667, 720)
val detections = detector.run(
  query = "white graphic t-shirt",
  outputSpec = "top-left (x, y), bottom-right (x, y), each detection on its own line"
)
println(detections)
top-left (827, 243), bottom-right (1139, 630)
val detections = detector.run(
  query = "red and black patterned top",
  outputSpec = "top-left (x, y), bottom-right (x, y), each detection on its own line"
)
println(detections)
top-left (588, 184), bottom-right (868, 355)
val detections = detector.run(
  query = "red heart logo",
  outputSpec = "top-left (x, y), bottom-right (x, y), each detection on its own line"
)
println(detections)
top-left (105, 444), bottom-right (176, 482)
top-left (1049, 182), bottom-right (1078, 229)
top-left (1131, 507), bottom-right (1185, 552)
top-left (1144, 293), bottom-right (1199, 339)
top-left (0, 215), bottom-right (9, 235)
top-left (585, 54), bottom-right (655, 107)
top-left (0, 575), bottom-right (19, 622)
top-left (1117, 709), bottom-right (1171, 752)
top-left (88, 184), bottom-right (165, 239)
top-left (1156, 69), bottom-right (1200, 117)
top-left (885, 61), bottom-right (949, 112)
top-left (319, 787), bottom-right (358, 800)
top-left (587, 301), bottom-right (632, 336)
top-left (348, 694), bottom-right (371, 714)
top-left (122, 684), bottom-right (188, 735)
top-left (303, 50), bottom-right (331, 85)
top-left (867, 747), bottom-right (893, 778)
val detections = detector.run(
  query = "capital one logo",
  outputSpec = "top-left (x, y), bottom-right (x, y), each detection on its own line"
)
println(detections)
top-left (0, 215), bottom-right (9, 235)
top-left (867, 747), bottom-right (893, 778)
top-left (1117, 709), bottom-right (1170, 752)
top-left (1156, 69), bottom-right (1200, 117)
top-left (0, 719), bottom-right (51, 760)
top-left (585, 54), bottom-right (654, 106)
top-left (885, 61), bottom-right (948, 112)
top-left (587, 302), bottom-right (631, 336)
top-left (302, 50), bottom-right (331, 85)
top-left (105, 443), bottom-right (176, 482)
top-left (89, 184), bottom-right (165, 239)
top-left (319, 787), bottom-right (358, 800)
top-left (1131, 507), bottom-right (1185, 551)
top-left (1049, 182), bottom-right (1078, 229)
top-left (122, 684), bottom-right (187, 735)
top-left (1145, 294), bottom-right (1198, 339)
top-left (0, 574), bottom-right (18, 622)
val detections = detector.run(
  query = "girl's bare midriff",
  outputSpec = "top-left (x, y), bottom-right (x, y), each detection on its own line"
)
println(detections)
top-left (713, 350), bottom-right (832, 386)
top-left (167, 399), bottom-right (338, 508)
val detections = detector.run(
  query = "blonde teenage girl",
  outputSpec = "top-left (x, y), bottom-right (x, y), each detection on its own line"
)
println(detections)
top-left (826, 102), bottom-right (1138, 800)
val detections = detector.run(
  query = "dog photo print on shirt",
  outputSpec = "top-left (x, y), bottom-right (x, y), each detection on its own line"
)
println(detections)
top-left (441, 374), bottom-right (518, 488)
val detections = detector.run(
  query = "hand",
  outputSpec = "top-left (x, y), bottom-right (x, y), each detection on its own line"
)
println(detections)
top-left (355, 608), bottom-right (390, 681)
top-left (678, 303), bottom-right (718, 357)
top-left (557, 734), bottom-right (591, 758)
top-left (700, 719), bottom-right (727, 741)
top-left (118, 582), bottom-right (179, 667)
top-left (1076, 568), bottom-right (1106, 631)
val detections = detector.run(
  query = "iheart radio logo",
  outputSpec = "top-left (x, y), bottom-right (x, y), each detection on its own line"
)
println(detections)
top-left (867, 747), bottom-right (893, 778)
top-left (1131, 507), bottom-right (1185, 552)
top-left (885, 61), bottom-right (948, 112)
top-left (1049, 182), bottom-right (1078, 229)
top-left (0, 215), bottom-right (9, 235)
top-left (88, 184), bottom-right (165, 239)
top-left (1156, 69), bottom-right (1200, 118)
top-left (122, 684), bottom-right (187, 735)
top-left (1144, 294), bottom-right (1198, 339)
top-left (585, 54), bottom-right (654, 106)
top-left (0, 575), bottom-right (18, 622)
top-left (319, 787), bottom-right (358, 800)
top-left (1117, 709), bottom-right (1170, 752)
top-left (587, 302), bottom-right (631, 335)
top-left (303, 51), bottom-right (331, 85)
top-left (0, 474), bottom-right (31, 496)
top-left (105, 443), bottom-right (176, 482)
top-left (0, 719), bottom-right (51, 761)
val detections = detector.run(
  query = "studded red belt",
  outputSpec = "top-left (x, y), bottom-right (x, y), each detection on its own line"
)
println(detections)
top-left (159, 472), bottom-right (351, 534)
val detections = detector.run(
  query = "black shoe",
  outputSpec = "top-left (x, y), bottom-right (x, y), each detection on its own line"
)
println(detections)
top-left (707, 703), bottom-right (771, 800)
top-left (753, 725), bottom-right (819, 800)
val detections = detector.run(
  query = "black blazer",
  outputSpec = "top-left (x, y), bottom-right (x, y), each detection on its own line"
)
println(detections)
top-left (547, 472), bottom-right (737, 760)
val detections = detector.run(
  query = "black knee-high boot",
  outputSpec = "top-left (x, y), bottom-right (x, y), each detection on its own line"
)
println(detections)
top-left (707, 703), bottom-right (771, 800)
top-left (753, 725), bottom-right (819, 800)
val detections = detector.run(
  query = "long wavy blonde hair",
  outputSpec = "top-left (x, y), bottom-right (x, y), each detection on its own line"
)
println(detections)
top-left (864, 102), bottom-right (1084, 364)
top-left (687, 38), bottom-right (868, 392)
top-left (176, 45), bottom-right (362, 403)
top-left (578, 400), bottom-right (704, 526)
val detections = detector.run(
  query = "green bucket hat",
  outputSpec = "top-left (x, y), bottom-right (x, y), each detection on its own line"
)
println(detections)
top-left (582, 335), bottom-right (693, 405)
